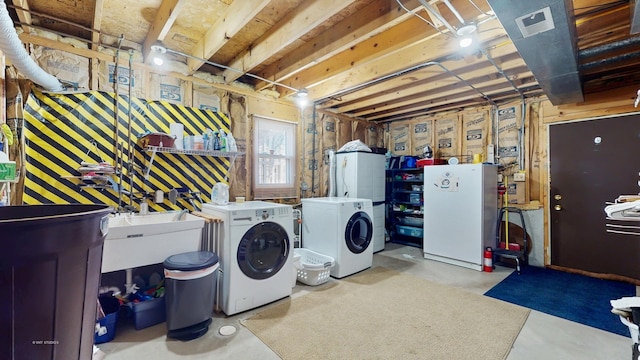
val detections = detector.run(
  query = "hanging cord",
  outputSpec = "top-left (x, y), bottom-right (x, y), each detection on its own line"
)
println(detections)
top-left (127, 49), bottom-right (135, 208)
top-left (340, 156), bottom-right (349, 197)
top-left (114, 34), bottom-right (125, 211)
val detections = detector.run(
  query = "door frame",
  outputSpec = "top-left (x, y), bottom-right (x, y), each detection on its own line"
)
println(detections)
top-left (544, 111), bottom-right (640, 270)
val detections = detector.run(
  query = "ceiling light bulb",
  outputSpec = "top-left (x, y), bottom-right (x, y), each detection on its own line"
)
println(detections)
top-left (459, 37), bottom-right (473, 48)
top-left (296, 88), bottom-right (309, 107)
top-left (150, 42), bottom-right (167, 66)
top-left (152, 56), bottom-right (164, 66)
top-left (456, 23), bottom-right (477, 48)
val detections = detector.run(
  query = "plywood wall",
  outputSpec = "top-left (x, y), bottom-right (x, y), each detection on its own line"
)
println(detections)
top-left (299, 110), bottom-right (384, 198)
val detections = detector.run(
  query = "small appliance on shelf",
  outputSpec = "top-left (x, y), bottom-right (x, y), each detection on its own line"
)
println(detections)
top-left (138, 132), bottom-right (176, 148)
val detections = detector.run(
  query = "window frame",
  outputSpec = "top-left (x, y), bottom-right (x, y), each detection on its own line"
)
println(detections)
top-left (252, 116), bottom-right (298, 199)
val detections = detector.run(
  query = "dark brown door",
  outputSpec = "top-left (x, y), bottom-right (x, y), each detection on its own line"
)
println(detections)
top-left (549, 114), bottom-right (640, 280)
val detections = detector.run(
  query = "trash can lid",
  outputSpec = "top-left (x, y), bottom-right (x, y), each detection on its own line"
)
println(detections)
top-left (163, 251), bottom-right (219, 271)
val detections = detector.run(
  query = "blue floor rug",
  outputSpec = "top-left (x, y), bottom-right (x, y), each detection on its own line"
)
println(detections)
top-left (484, 266), bottom-right (635, 336)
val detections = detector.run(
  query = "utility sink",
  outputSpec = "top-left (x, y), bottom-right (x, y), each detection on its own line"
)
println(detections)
top-left (102, 211), bottom-right (205, 273)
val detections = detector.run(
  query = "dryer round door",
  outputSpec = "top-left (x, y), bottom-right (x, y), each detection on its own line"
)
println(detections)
top-left (345, 211), bottom-right (373, 254)
top-left (237, 221), bottom-right (290, 280)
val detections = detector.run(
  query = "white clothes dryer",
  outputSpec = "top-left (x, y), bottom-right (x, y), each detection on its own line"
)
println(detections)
top-left (201, 201), bottom-right (293, 315)
top-left (301, 197), bottom-right (373, 278)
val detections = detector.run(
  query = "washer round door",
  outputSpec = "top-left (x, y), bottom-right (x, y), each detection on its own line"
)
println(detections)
top-left (345, 211), bottom-right (373, 254)
top-left (237, 221), bottom-right (290, 280)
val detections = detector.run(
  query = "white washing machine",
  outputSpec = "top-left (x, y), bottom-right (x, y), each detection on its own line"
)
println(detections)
top-left (301, 197), bottom-right (373, 278)
top-left (201, 201), bottom-right (293, 315)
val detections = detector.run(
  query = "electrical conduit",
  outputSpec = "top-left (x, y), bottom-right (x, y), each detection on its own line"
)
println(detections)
top-left (0, 1), bottom-right (62, 91)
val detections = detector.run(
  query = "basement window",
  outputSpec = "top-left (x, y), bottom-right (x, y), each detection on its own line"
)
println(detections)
top-left (253, 116), bottom-right (297, 199)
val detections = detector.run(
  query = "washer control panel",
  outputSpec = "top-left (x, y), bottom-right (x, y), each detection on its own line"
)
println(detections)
top-left (257, 209), bottom-right (273, 220)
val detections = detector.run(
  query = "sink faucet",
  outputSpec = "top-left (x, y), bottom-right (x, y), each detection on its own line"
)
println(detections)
top-left (173, 209), bottom-right (189, 221)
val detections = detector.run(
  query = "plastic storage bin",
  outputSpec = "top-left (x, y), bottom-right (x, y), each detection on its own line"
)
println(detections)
top-left (164, 251), bottom-right (219, 340)
top-left (127, 296), bottom-right (166, 330)
top-left (400, 217), bottom-right (423, 227)
top-left (294, 248), bottom-right (335, 286)
top-left (396, 224), bottom-right (423, 237)
top-left (95, 295), bottom-right (120, 344)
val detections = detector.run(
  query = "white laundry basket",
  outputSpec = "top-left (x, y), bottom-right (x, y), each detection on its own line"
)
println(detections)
top-left (294, 248), bottom-right (335, 286)
top-left (619, 315), bottom-right (640, 344)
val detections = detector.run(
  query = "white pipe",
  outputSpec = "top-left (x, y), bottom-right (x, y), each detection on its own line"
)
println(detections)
top-left (416, 0), bottom-right (457, 34)
top-left (442, 0), bottom-right (466, 25)
top-left (0, 1), bottom-right (62, 91)
top-left (327, 149), bottom-right (336, 197)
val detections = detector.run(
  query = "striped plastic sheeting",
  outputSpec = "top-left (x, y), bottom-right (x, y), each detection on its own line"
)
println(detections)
top-left (23, 90), bottom-right (230, 211)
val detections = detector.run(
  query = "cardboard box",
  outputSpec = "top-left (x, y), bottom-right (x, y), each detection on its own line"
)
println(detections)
top-left (507, 180), bottom-right (526, 204)
top-left (0, 162), bottom-right (16, 181)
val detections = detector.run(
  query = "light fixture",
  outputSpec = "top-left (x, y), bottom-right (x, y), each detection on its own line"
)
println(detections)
top-left (456, 23), bottom-right (478, 48)
top-left (295, 88), bottom-right (309, 107)
top-left (150, 42), bottom-right (167, 66)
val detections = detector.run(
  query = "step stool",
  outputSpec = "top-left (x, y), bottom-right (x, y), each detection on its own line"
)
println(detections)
top-left (494, 207), bottom-right (528, 274)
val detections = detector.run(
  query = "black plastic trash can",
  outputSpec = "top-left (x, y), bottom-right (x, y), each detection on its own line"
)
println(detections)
top-left (0, 204), bottom-right (112, 360)
top-left (164, 251), bottom-right (219, 340)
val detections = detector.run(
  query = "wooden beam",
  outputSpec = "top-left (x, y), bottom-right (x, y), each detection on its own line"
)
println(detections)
top-left (341, 64), bottom-right (531, 116)
top-left (275, 15), bottom-right (446, 99)
top-left (357, 77), bottom-right (537, 120)
top-left (187, 0), bottom-right (273, 73)
top-left (91, 0), bottom-right (103, 49)
top-left (222, 0), bottom-right (358, 84)
top-left (320, 41), bottom-right (521, 112)
top-left (90, 0), bottom-right (104, 89)
top-left (253, 0), bottom-right (422, 90)
top-left (280, 17), bottom-right (504, 101)
top-left (18, 32), bottom-right (299, 107)
top-left (11, 0), bottom-right (32, 33)
top-left (142, 0), bottom-right (188, 65)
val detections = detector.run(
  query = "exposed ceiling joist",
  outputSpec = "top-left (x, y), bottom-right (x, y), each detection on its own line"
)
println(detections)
top-left (90, 0), bottom-right (103, 51)
top-left (11, 0), bottom-right (32, 33)
top-left (142, 0), bottom-right (188, 64)
top-left (321, 42), bottom-right (524, 112)
top-left (187, 0), bottom-right (274, 73)
top-left (7, 0), bottom-right (639, 122)
top-left (222, 0), bottom-right (358, 84)
top-left (254, 0), bottom-right (423, 91)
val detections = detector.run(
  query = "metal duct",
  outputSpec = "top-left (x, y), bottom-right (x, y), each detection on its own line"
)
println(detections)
top-left (579, 36), bottom-right (640, 60)
top-left (581, 49), bottom-right (640, 71)
top-left (632, 0), bottom-right (640, 34)
top-left (0, 1), bottom-right (62, 91)
top-left (487, 0), bottom-right (583, 105)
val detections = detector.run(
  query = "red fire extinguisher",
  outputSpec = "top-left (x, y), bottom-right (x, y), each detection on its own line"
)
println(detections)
top-left (483, 247), bottom-right (493, 272)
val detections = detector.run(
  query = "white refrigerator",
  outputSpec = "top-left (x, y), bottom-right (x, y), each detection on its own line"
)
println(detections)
top-left (336, 151), bottom-right (386, 252)
top-left (423, 163), bottom-right (498, 271)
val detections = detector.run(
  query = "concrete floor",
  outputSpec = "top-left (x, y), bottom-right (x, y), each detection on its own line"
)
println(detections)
top-left (97, 243), bottom-right (633, 359)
